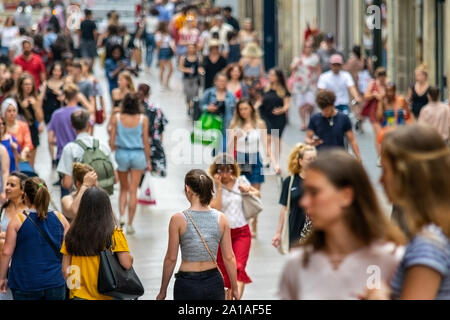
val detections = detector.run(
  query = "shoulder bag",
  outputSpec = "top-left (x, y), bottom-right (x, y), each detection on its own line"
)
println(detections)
top-left (223, 185), bottom-right (263, 221)
top-left (183, 210), bottom-right (233, 300)
top-left (97, 235), bottom-right (145, 300)
top-left (278, 176), bottom-right (294, 255)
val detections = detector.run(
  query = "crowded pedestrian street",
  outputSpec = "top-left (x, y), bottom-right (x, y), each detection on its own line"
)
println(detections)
top-left (0, 0), bottom-right (449, 304)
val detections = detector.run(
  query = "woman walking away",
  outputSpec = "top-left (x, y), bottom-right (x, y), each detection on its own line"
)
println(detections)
top-left (0, 172), bottom-right (28, 300)
top-left (370, 125), bottom-right (450, 300)
top-left (179, 43), bottom-right (201, 115)
top-left (157, 169), bottom-right (239, 301)
top-left (209, 155), bottom-right (259, 298)
top-left (155, 22), bottom-right (176, 91)
top-left (272, 143), bottom-right (317, 251)
top-left (407, 64), bottom-right (430, 120)
top-left (110, 93), bottom-right (151, 235)
top-left (0, 178), bottom-right (70, 300)
top-left (62, 187), bottom-right (133, 300)
top-left (278, 150), bottom-right (405, 300)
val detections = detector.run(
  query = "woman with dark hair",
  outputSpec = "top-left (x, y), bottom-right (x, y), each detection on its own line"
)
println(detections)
top-left (105, 44), bottom-right (133, 95)
top-left (15, 73), bottom-right (44, 168)
top-left (39, 63), bottom-right (65, 168)
top-left (138, 84), bottom-right (168, 177)
top-left (110, 93), bottom-right (151, 235)
top-left (157, 169), bottom-right (239, 301)
top-left (0, 17), bottom-right (18, 57)
top-left (0, 78), bottom-right (16, 104)
top-left (179, 43), bottom-right (201, 114)
top-left (62, 187), bottom-right (133, 300)
top-left (0, 177), bottom-right (70, 300)
top-left (0, 171), bottom-right (27, 300)
top-left (278, 150), bottom-right (405, 300)
top-left (226, 63), bottom-right (249, 100)
top-left (209, 155), bottom-right (260, 298)
top-left (258, 68), bottom-right (291, 159)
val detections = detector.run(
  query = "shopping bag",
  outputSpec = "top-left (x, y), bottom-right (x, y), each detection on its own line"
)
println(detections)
top-left (138, 172), bottom-right (156, 206)
top-left (191, 112), bottom-right (223, 147)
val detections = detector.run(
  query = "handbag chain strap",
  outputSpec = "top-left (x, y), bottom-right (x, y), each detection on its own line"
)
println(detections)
top-left (183, 210), bottom-right (225, 279)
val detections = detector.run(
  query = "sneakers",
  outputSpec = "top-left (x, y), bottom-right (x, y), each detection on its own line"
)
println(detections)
top-left (119, 215), bottom-right (126, 228)
top-left (126, 225), bottom-right (135, 235)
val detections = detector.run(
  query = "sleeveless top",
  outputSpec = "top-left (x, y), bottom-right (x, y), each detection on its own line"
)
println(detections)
top-left (43, 84), bottom-right (63, 124)
top-left (8, 211), bottom-right (65, 291)
top-left (183, 56), bottom-right (199, 79)
top-left (410, 85), bottom-right (430, 118)
top-left (180, 209), bottom-right (222, 262)
top-left (244, 63), bottom-right (262, 79)
top-left (115, 114), bottom-right (144, 150)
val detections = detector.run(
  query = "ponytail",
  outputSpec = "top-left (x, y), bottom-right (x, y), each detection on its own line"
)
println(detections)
top-left (24, 178), bottom-right (51, 221)
top-left (185, 170), bottom-right (214, 206)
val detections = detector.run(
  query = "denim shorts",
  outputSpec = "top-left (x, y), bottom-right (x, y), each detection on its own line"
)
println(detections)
top-left (174, 268), bottom-right (225, 300)
top-left (158, 48), bottom-right (173, 61)
top-left (115, 149), bottom-right (147, 172)
top-left (11, 285), bottom-right (66, 300)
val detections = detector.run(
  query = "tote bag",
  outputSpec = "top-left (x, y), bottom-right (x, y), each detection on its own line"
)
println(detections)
top-left (191, 112), bottom-right (223, 147)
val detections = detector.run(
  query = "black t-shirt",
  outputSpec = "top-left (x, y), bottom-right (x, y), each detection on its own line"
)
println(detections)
top-left (260, 89), bottom-right (290, 119)
top-left (202, 55), bottom-right (228, 90)
top-left (279, 175), bottom-right (306, 247)
top-left (308, 112), bottom-right (352, 150)
top-left (80, 19), bottom-right (97, 41)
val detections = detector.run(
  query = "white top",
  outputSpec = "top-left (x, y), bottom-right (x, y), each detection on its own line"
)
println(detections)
top-left (155, 33), bottom-right (172, 49)
top-left (210, 23), bottom-right (234, 45)
top-left (219, 176), bottom-right (251, 229)
top-left (318, 70), bottom-right (355, 106)
top-left (145, 16), bottom-right (160, 34)
top-left (278, 241), bottom-right (404, 300)
top-left (358, 69), bottom-right (372, 94)
top-left (235, 128), bottom-right (263, 154)
top-left (1, 26), bottom-right (19, 48)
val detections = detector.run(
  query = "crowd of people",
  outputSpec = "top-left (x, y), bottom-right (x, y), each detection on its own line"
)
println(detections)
top-left (0, 0), bottom-right (447, 301)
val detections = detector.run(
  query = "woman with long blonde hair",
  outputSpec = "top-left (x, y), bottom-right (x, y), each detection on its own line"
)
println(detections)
top-left (228, 99), bottom-right (279, 238)
top-left (407, 64), bottom-right (430, 119)
top-left (272, 143), bottom-right (317, 251)
top-left (108, 71), bottom-right (136, 133)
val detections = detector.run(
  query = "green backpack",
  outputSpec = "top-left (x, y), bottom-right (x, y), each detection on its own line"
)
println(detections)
top-left (75, 139), bottom-right (115, 195)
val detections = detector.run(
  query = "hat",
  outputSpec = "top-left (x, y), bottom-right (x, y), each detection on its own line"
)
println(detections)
top-left (208, 39), bottom-right (221, 48)
top-left (330, 54), bottom-right (344, 65)
top-left (241, 42), bottom-right (263, 58)
top-left (1, 98), bottom-right (18, 119)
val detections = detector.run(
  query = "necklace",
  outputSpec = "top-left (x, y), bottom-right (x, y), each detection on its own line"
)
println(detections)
top-left (326, 116), bottom-right (334, 127)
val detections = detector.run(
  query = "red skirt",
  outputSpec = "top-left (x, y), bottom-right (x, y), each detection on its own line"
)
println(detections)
top-left (217, 225), bottom-right (252, 289)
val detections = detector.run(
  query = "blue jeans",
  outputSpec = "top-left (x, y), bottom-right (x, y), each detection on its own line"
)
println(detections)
top-left (12, 285), bottom-right (66, 300)
top-left (146, 33), bottom-right (155, 67)
top-left (174, 269), bottom-right (225, 300)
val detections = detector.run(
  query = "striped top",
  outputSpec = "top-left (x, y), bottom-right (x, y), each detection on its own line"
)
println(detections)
top-left (391, 224), bottom-right (450, 300)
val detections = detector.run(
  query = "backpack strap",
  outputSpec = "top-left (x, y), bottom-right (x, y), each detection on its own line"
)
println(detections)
top-left (93, 139), bottom-right (99, 150)
top-left (75, 140), bottom-right (89, 151)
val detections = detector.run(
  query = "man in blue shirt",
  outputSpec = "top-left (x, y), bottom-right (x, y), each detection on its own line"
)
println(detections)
top-left (306, 90), bottom-right (361, 162)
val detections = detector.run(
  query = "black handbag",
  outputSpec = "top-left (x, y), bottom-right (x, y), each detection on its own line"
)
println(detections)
top-left (97, 238), bottom-right (144, 300)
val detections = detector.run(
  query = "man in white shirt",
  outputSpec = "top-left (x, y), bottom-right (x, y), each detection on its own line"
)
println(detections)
top-left (317, 54), bottom-right (362, 116)
top-left (210, 15), bottom-right (234, 48)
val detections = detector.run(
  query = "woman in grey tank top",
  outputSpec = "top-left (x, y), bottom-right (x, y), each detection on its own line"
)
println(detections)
top-left (157, 170), bottom-right (239, 301)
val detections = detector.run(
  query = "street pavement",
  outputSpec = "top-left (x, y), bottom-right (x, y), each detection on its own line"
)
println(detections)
top-left (34, 61), bottom-right (392, 300)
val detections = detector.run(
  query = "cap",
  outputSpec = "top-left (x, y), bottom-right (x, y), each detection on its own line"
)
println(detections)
top-left (330, 54), bottom-right (344, 65)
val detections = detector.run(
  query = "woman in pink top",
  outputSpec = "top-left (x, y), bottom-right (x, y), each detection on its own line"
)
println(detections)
top-left (278, 150), bottom-right (405, 300)
top-left (418, 86), bottom-right (450, 143)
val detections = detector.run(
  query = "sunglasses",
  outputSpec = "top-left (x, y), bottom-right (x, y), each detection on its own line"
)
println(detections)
top-left (216, 166), bottom-right (233, 174)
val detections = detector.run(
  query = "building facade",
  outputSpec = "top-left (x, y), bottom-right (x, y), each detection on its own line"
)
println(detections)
top-left (239, 0), bottom-right (449, 97)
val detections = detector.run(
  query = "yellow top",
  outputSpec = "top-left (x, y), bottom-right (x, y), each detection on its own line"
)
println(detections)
top-left (61, 229), bottom-right (130, 300)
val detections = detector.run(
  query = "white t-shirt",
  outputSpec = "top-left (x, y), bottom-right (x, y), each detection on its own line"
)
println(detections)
top-left (278, 241), bottom-right (404, 300)
top-left (145, 16), bottom-right (160, 34)
top-left (155, 33), bottom-right (172, 48)
top-left (318, 70), bottom-right (355, 106)
top-left (1, 27), bottom-right (19, 48)
top-left (219, 176), bottom-right (251, 229)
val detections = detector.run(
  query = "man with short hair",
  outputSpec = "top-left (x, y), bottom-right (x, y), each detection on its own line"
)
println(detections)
top-left (317, 33), bottom-right (345, 73)
top-left (223, 6), bottom-right (240, 31)
top-left (306, 89), bottom-right (361, 162)
top-left (419, 86), bottom-right (450, 143)
top-left (317, 54), bottom-right (362, 116)
top-left (13, 40), bottom-right (46, 87)
top-left (57, 109), bottom-right (117, 219)
top-left (210, 15), bottom-right (234, 48)
top-left (80, 9), bottom-right (98, 70)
